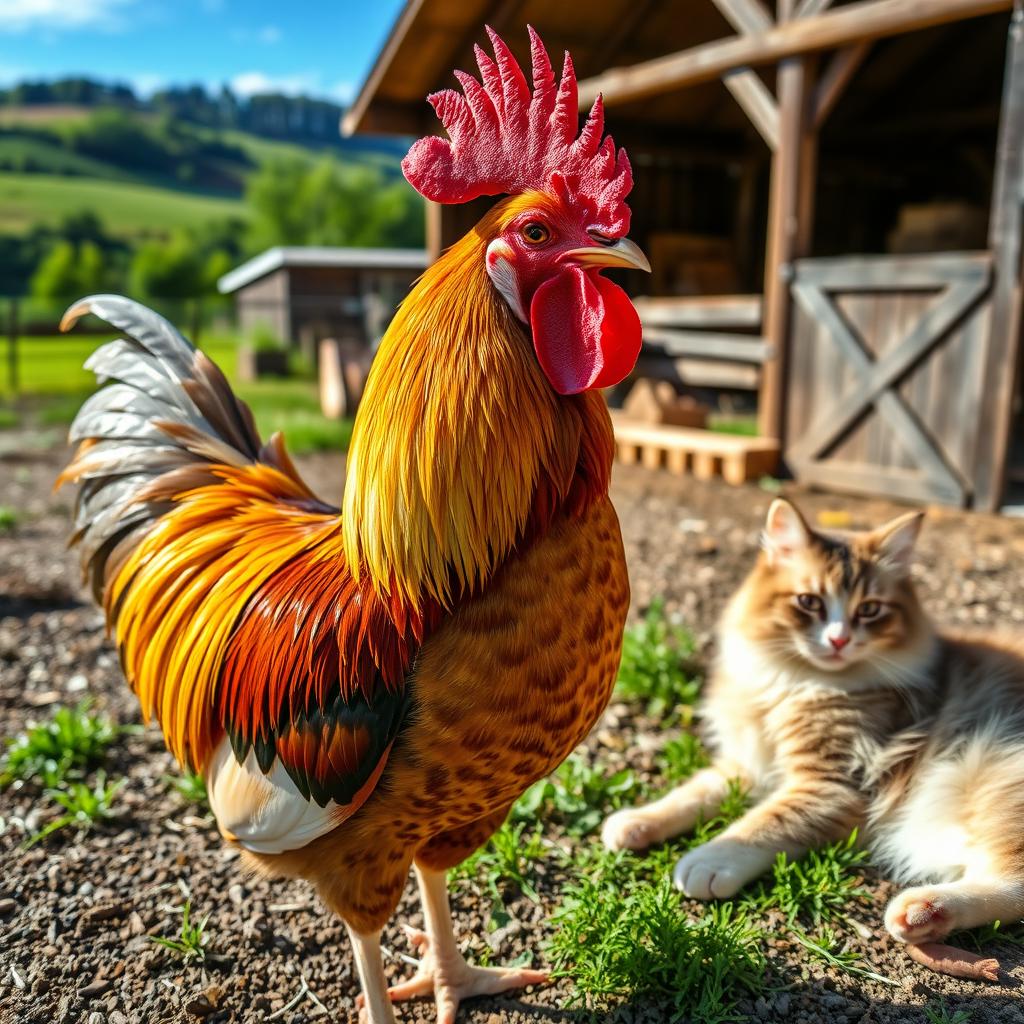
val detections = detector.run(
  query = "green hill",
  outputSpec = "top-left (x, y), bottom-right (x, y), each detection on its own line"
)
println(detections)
top-left (0, 173), bottom-right (249, 240)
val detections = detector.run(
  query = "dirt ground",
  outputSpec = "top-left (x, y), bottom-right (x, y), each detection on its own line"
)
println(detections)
top-left (3, 442), bottom-right (1024, 1024)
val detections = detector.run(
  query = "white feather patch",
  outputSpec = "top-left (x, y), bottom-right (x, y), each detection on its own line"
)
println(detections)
top-left (206, 735), bottom-right (344, 855)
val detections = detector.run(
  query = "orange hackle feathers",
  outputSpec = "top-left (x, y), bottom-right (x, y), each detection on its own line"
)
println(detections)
top-left (343, 191), bottom-right (614, 609)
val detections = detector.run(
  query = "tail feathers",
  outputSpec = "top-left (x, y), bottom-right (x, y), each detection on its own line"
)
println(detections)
top-left (58, 294), bottom-right (274, 602)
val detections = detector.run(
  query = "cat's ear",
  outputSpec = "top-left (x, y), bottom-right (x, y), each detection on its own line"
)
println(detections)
top-left (873, 511), bottom-right (924, 575)
top-left (763, 499), bottom-right (812, 564)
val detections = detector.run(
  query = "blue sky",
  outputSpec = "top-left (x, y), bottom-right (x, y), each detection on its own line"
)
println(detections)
top-left (0, 0), bottom-right (406, 103)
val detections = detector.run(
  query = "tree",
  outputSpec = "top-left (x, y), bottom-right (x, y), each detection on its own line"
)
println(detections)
top-left (30, 240), bottom-right (109, 303)
top-left (129, 232), bottom-right (203, 300)
top-left (245, 155), bottom-right (424, 251)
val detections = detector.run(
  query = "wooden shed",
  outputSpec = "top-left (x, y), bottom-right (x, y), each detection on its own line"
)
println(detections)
top-left (345, 0), bottom-right (1024, 510)
top-left (217, 246), bottom-right (428, 355)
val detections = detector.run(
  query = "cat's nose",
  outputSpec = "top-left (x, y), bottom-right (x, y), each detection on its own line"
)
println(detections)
top-left (829, 635), bottom-right (850, 651)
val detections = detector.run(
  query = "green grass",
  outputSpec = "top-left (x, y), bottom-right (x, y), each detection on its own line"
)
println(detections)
top-left (745, 832), bottom-right (870, 925)
top-left (547, 848), bottom-right (766, 1024)
top-left (25, 771), bottom-right (124, 847)
top-left (708, 414), bottom-right (759, 437)
top-left (0, 700), bottom-right (126, 789)
top-left (924, 1002), bottom-right (972, 1024)
top-left (3, 333), bottom-right (352, 456)
top-left (453, 820), bottom-right (547, 932)
top-left (616, 600), bottom-right (700, 718)
top-left (0, 173), bottom-right (247, 239)
top-left (150, 900), bottom-right (211, 962)
top-left (513, 754), bottom-right (643, 837)
top-left (791, 924), bottom-right (897, 987)
top-left (167, 769), bottom-right (208, 808)
top-left (0, 506), bottom-right (17, 532)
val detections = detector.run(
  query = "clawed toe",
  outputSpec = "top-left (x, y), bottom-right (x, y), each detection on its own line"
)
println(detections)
top-left (377, 925), bottom-right (548, 1023)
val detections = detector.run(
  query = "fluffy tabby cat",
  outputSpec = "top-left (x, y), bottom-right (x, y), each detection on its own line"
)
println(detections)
top-left (603, 498), bottom-right (1024, 948)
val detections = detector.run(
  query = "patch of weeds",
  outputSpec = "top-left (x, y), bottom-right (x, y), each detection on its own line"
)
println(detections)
top-left (150, 900), bottom-right (210, 962)
top-left (547, 847), bottom-right (766, 1024)
top-left (454, 821), bottom-right (546, 930)
top-left (513, 754), bottom-right (642, 836)
top-left (616, 600), bottom-right (699, 718)
top-left (0, 506), bottom-right (17, 532)
top-left (924, 1002), bottom-right (972, 1024)
top-left (167, 769), bottom-right (208, 807)
top-left (792, 924), bottom-right (897, 987)
top-left (744, 831), bottom-right (869, 925)
top-left (955, 918), bottom-right (1024, 951)
top-left (659, 733), bottom-right (710, 786)
top-left (689, 780), bottom-right (750, 847)
top-left (25, 771), bottom-right (124, 847)
top-left (0, 407), bottom-right (17, 429)
top-left (1, 700), bottom-right (126, 788)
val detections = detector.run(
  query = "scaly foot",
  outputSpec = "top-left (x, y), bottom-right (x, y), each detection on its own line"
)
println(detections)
top-left (358, 925), bottom-right (549, 1024)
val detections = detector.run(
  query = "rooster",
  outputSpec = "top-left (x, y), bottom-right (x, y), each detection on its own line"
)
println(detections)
top-left (59, 26), bottom-right (648, 1024)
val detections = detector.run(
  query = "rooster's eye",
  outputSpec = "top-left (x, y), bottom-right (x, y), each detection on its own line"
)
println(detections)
top-left (521, 222), bottom-right (550, 245)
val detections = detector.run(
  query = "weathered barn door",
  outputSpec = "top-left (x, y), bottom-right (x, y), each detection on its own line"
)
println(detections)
top-left (785, 253), bottom-right (994, 506)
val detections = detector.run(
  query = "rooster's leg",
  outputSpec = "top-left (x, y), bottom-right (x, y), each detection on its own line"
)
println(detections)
top-left (383, 864), bottom-right (548, 1023)
top-left (346, 925), bottom-right (397, 1024)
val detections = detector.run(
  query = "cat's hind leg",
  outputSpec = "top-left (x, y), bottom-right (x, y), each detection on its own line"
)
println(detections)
top-left (602, 767), bottom-right (735, 852)
top-left (885, 877), bottom-right (1024, 944)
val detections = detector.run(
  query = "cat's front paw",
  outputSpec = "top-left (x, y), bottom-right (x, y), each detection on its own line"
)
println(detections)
top-left (673, 839), bottom-right (775, 900)
top-left (602, 808), bottom-right (661, 851)
top-left (885, 887), bottom-right (956, 943)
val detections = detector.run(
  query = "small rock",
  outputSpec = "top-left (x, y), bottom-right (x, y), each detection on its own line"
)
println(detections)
top-left (0, 897), bottom-right (16, 916)
top-left (184, 993), bottom-right (215, 1018)
top-left (775, 993), bottom-right (792, 1017)
top-left (127, 911), bottom-right (146, 936)
top-left (80, 977), bottom-right (112, 998)
top-left (67, 673), bottom-right (89, 692)
top-left (87, 1013), bottom-right (104, 1024)
top-left (109, 1013), bottom-right (128, 1024)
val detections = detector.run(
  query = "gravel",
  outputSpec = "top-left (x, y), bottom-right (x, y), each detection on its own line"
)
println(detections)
top-left (2, 443), bottom-right (1024, 1024)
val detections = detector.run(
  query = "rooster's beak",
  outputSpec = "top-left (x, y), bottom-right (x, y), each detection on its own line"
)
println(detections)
top-left (563, 237), bottom-right (651, 274)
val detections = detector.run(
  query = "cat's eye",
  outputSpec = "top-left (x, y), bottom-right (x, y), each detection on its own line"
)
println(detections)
top-left (521, 221), bottom-right (551, 245)
top-left (857, 600), bottom-right (884, 620)
top-left (796, 593), bottom-right (824, 615)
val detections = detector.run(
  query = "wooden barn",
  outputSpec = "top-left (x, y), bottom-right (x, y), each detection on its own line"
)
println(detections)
top-left (217, 246), bottom-right (428, 353)
top-left (345, 0), bottom-right (1024, 511)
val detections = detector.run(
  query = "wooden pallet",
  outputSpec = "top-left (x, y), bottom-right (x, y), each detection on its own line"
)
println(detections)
top-left (610, 411), bottom-right (780, 485)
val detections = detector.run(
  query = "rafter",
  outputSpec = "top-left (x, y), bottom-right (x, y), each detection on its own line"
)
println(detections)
top-left (813, 41), bottom-right (872, 127)
top-left (710, 0), bottom-right (774, 35)
top-left (578, 0), bottom-right (1012, 108)
top-left (723, 68), bottom-right (781, 149)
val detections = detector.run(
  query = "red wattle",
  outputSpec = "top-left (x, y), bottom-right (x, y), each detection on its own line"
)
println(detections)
top-left (529, 267), bottom-right (642, 396)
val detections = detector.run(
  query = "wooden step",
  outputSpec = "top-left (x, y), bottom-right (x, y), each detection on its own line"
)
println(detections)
top-left (610, 410), bottom-right (780, 485)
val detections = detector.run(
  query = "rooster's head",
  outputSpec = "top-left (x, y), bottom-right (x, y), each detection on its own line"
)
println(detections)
top-left (402, 26), bottom-right (649, 396)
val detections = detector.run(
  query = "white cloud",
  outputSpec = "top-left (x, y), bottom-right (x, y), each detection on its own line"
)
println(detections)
top-left (229, 71), bottom-right (319, 98)
top-left (0, 0), bottom-right (136, 33)
top-left (327, 80), bottom-right (354, 104)
top-left (129, 72), bottom-right (167, 97)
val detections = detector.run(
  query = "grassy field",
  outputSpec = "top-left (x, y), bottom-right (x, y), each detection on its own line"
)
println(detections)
top-left (0, 174), bottom-right (248, 239)
top-left (0, 333), bottom-right (351, 456)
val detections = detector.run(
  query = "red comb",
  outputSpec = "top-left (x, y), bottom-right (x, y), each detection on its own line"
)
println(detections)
top-left (402, 25), bottom-right (633, 236)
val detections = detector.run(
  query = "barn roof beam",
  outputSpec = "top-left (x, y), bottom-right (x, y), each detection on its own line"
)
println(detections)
top-left (577, 0), bottom-right (1012, 108)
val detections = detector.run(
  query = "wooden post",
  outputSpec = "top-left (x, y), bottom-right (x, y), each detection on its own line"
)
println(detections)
top-left (425, 201), bottom-right (444, 265)
top-left (974, 4), bottom-right (1024, 511)
top-left (758, 54), bottom-right (814, 441)
top-left (6, 298), bottom-right (18, 395)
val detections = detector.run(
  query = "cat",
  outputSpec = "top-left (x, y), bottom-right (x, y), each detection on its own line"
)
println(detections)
top-left (602, 497), bottom-right (1024, 948)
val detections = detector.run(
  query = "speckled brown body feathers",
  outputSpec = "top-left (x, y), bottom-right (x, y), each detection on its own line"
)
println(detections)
top-left (252, 496), bottom-right (629, 932)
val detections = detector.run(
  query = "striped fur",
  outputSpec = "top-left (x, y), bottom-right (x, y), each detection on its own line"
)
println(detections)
top-left (604, 498), bottom-right (1024, 945)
